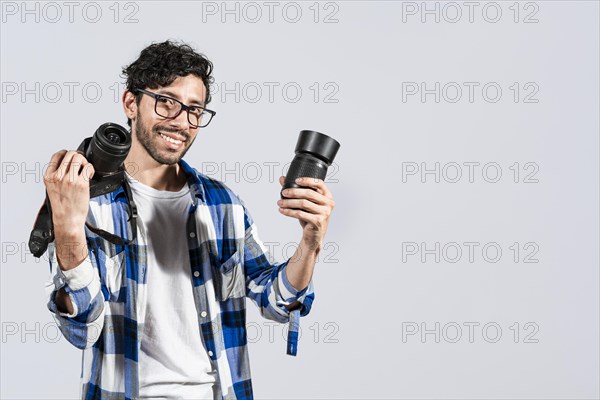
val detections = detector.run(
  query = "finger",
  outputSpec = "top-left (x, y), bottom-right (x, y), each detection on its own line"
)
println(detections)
top-left (296, 177), bottom-right (333, 198)
top-left (278, 207), bottom-right (319, 225)
top-left (54, 150), bottom-right (79, 181)
top-left (278, 198), bottom-right (325, 215)
top-left (82, 163), bottom-right (95, 181)
top-left (281, 187), bottom-right (332, 206)
top-left (44, 150), bottom-right (68, 176)
top-left (279, 175), bottom-right (285, 186)
top-left (65, 153), bottom-right (88, 182)
top-left (75, 158), bottom-right (94, 184)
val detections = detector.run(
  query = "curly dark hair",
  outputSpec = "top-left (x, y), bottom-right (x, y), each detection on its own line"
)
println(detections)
top-left (121, 40), bottom-right (214, 127)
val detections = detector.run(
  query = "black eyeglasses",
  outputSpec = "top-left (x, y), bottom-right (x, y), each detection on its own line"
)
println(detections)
top-left (134, 88), bottom-right (216, 128)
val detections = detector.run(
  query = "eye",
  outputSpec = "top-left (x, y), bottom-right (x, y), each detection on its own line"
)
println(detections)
top-left (188, 106), bottom-right (203, 114)
top-left (157, 96), bottom-right (175, 106)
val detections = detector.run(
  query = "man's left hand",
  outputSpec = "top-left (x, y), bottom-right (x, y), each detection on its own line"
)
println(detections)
top-left (277, 176), bottom-right (335, 251)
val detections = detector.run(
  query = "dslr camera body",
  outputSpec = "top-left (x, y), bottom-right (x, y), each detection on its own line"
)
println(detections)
top-left (76, 122), bottom-right (131, 198)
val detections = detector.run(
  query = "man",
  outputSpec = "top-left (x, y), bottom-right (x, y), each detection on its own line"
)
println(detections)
top-left (43, 40), bottom-right (335, 400)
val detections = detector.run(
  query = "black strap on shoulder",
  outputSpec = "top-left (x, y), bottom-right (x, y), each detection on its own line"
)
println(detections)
top-left (84, 178), bottom-right (138, 246)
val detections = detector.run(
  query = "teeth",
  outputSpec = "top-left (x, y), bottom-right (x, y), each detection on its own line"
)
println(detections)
top-left (160, 133), bottom-right (182, 145)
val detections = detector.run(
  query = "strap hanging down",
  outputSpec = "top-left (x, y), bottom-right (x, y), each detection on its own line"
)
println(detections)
top-left (84, 178), bottom-right (138, 246)
top-left (29, 179), bottom-right (139, 259)
top-left (286, 309), bottom-right (301, 356)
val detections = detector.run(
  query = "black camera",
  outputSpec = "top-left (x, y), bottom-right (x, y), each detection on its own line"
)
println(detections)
top-left (77, 123), bottom-right (132, 198)
top-left (28, 122), bottom-right (134, 258)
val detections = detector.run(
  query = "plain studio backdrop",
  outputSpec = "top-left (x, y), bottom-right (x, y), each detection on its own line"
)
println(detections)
top-left (1, 1), bottom-right (598, 399)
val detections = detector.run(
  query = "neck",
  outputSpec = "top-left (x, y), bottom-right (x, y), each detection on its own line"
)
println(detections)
top-left (124, 141), bottom-right (187, 192)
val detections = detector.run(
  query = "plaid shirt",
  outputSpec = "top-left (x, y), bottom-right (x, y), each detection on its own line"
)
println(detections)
top-left (45, 159), bottom-right (315, 400)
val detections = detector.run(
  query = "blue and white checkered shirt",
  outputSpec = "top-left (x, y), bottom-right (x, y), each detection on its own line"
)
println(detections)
top-left (45, 159), bottom-right (314, 400)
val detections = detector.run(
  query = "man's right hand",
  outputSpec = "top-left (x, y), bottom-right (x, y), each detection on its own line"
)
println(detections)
top-left (43, 150), bottom-right (95, 232)
top-left (43, 150), bottom-right (95, 270)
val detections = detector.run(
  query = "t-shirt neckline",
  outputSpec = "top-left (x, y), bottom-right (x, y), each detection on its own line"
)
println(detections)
top-left (125, 171), bottom-right (190, 199)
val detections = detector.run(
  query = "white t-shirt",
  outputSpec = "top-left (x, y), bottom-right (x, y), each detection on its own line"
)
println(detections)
top-left (126, 172), bottom-right (217, 399)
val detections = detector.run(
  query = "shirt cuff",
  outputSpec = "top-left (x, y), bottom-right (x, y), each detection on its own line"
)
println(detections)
top-left (51, 256), bottom-right (96, 318)
top-left (271, 265), bottom-right (315, 356)
top-left (278, 264), bottom-right (310, 302)
top-left (54, 256), bottom-right (95, 291)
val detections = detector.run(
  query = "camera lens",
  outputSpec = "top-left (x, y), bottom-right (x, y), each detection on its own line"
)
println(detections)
top-left (86, 123), bottom-right (131, 174)
top-left (281, 130), bottom-right (340, 197)
top-left (102, 125), bottom-right (128, 144)
top-left (106, 132), bottom-right (121, 144)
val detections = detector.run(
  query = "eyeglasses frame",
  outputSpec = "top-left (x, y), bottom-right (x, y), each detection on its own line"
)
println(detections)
top-left (134, 88), bottom-right (216, 128)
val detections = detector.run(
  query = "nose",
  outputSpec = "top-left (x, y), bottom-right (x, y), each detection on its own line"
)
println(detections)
top-left (167, 108), bottom-right (191, 130)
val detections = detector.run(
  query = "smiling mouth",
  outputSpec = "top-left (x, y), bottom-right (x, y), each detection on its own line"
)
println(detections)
top-left (159, 132), bottom-right (184, 145)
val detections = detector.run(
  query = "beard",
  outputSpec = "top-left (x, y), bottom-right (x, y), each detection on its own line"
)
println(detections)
top-left (133, 113), bottom-right (195, 165)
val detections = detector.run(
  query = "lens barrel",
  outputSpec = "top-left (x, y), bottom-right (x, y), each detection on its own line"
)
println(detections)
top-left (86, 123), bottom-right (131, 175)
top-left (281, 130), bottom-right (340, 197)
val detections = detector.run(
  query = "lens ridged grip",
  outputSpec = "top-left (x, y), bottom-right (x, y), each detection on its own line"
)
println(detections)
top-left (281, 154), bottom-right (327, 197)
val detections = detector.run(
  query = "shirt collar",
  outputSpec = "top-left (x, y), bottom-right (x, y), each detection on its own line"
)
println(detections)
top-left (110, 159), bottom-right (206, 204)
top-left (180, 158), bottom-right (206, 204)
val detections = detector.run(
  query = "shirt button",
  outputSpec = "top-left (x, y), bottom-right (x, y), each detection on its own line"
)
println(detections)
top-left (208, 350), bottom-right (213, 357)
top-left (201, 311), bottom-right (207, 318)
top-left (189, 232), bottom-right (196, 238)
top-left (193, 271), bottom-right (200, 278)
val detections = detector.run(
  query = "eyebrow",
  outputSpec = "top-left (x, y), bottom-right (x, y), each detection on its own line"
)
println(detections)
top-left (157, 89), bottom-right (205, 107)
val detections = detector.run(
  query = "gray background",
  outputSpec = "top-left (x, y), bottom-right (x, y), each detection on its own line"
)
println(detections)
top-left (1, 1), bottom-right (599, 399)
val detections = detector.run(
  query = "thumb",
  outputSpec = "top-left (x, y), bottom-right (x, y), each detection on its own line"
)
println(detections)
top-left (279, 175), bottom-right (285, 186)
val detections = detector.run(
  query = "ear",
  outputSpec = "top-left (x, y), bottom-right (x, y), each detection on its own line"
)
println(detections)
top-left (122, 90), bottom-right (138, 122)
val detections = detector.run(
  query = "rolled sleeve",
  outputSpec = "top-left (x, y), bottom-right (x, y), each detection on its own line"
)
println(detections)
top-left (48, 255), bottom-right (100, 318)
top-left (58, 256), bottom-right (96, 291)
top-left (45, 241), bottom-right (105, 349)
top-left (273, 265), bottom-right (315, 356)
top-left (274, 263), bottom-right (313, 315)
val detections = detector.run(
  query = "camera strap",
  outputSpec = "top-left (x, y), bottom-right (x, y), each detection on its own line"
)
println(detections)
top-left (84, 178), bottom-right (138, 247)
top-left (28, 192), bottom-right (56, 258)
top-left (29, 180), bottom-right (139, 258)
